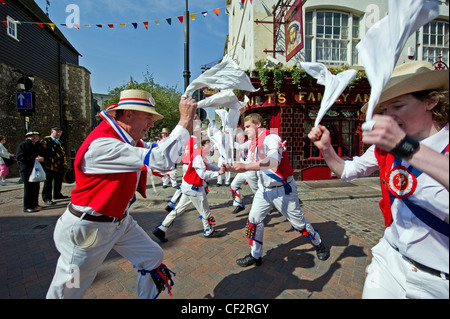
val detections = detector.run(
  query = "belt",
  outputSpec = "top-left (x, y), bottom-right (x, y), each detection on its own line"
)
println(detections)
top-left (68, 203), bottom-right (126, 223)
top-left (402, 254), bottom-right (449, 280)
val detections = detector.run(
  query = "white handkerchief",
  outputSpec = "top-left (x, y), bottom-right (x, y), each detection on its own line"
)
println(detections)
top-left (357, 0), bottom-right (439, 123)
top-left (198, 89), bottom-right (247, 110)
top-left (300, 62), bottom-right (356, 127)
top-left (184, 55), bottom-right (258, 97)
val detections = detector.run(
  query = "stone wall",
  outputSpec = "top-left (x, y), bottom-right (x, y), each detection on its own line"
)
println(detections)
top-left (0, 62), bottom-right (92, 177)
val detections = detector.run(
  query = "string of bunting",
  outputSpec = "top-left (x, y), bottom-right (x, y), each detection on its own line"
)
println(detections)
top-left (1, 1), bottom-right (226, 31)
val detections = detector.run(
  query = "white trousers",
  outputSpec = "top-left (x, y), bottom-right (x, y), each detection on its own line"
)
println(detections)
top-left (230, 171), bottom-right (259, 207)
top-left (162, 170), bottom-right (177, 187)
top-left (46, 209), bottom-right (163, 299)
top-left (159, 194), bottom-right (212, 232)
top-left (362, 237), bottom-right (449, 299)
top-left (248, 179), bottom-right (321, 259)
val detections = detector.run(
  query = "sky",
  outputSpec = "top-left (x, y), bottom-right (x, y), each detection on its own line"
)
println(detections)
top-left (34, 0), bottom-right (229, 94)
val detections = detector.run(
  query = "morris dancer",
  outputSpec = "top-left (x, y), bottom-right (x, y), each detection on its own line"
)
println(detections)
top-left (225, 113), bottom-right (330, 267)
top-left (46, 89), bottom-right (197, 299)
top-left (308, 61), bottom-right (449, 299)
top-left (158, 128), bottom-right (177, 188)
top-left (153, 138), bottom-right (225, 242)
top-left (229, 131), bottom-right (258, 214)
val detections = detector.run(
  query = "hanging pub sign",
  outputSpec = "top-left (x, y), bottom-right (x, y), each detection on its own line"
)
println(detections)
top-left (285, 0), bottom-right (304, 62)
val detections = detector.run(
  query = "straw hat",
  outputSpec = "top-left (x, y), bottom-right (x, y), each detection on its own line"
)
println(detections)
top-left (361, 61), bottom-right (449, 114)
top-left (161, 128), bottom-right (169, 134)
top-left (106, 89), bottom-right (164, 121)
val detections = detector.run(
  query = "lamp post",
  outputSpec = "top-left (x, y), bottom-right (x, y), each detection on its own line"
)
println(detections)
top-left (183, 0), bottom-right (191, 91)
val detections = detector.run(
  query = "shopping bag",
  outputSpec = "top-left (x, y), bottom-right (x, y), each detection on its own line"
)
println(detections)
top-left (29, 159), bottom-right (46, 182)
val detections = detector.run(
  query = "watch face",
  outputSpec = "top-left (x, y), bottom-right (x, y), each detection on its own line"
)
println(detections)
top-left (401, 141), bottom-right (415, 153)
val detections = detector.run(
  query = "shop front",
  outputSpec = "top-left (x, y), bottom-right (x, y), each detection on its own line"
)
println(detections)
top-left (242, 75), bottom-right (371, 180)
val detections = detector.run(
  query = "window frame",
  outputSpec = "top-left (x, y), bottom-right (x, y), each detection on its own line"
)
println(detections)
top-left (6, 16), bottom-right (19, 41)
top-left (304, 10), bottom-right (361, 66)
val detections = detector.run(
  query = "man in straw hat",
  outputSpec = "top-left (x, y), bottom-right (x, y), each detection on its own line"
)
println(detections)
top-left (308, 60), bottom-right (449, 299)
top-left (47, 89), bottom-right (198, 299)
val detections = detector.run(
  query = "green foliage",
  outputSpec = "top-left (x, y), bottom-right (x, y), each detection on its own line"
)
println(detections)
top-left (105, 71), bottom-right (182, 141)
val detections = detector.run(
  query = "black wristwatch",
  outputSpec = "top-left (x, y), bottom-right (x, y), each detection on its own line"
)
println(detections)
top-left (390, 135), bottom-right (420, 158)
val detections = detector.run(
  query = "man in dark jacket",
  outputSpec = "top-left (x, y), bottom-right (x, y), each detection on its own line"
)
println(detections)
top-left (16, 131), bottom-right (45, 213)
top-left (40, 126), bottom-right (68, 204)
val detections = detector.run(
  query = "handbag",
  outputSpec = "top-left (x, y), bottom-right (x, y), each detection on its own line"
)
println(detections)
top-left (2, 157), bottom-right (15, 167)
top-left (29, 159), bottom-right (46, 182)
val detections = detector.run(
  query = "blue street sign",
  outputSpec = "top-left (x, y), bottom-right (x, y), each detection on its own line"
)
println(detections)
top-left (16, 92), bottom-right (33, 110)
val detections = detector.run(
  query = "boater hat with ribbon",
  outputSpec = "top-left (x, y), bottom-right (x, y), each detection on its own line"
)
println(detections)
top-left (106, 89), bottom-right (164, 121)
top-left (361, 61), bottom-right (449, 114)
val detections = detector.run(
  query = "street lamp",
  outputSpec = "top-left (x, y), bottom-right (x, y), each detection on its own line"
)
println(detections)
top-left (183, 0), bottom-right (191, 91)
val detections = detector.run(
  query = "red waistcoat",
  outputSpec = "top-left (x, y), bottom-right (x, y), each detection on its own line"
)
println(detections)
top-left (70, 121), bottom-right (147, 218)
top-left (250, 129), bottom-right (294, 180)
top-left (374, 147), bottom-right (395, 228)
top-left (182, 136), bottom-right (198, 165)
top-left (183, 149), bottom-right (206, 187)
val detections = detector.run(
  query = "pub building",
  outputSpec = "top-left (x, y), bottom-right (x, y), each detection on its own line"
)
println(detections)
top-left (240, 73), bottom-right (371, 181)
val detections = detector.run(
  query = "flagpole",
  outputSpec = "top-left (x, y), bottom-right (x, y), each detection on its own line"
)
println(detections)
top-left (183, 0), bottom-right (190, 91)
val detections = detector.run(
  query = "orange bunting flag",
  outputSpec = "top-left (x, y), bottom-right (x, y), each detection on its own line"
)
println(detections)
top-left (1, 21), bottom-right (7, 27)
top-left (49, 23), bottom-right (55, 31)
top-left (178, 16), bottom-right (183, 23)
top-left (190, 13), bottom-right (196, 21)
top-left (214, 8), bottom-right (220, 16)
top-left (143, 21), bottom-right (148, 29)
top-left (119, 23), bottom-right (126, 27)
top-left (73, 24), bottom-right (80, 29)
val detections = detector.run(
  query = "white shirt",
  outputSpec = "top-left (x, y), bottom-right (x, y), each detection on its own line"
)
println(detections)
top-left (0, 143), bottom-right (12, 165)
top-left (249, 133), bottom-right (284, 188)
top-left (341, 125), bottom-right (449, 273)
top-left (181, 153), bottom-right (220, 196)
top-left (73, 125), bottom-right (190, 215)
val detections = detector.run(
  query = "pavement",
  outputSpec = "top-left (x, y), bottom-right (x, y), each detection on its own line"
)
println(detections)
top-left (0, 168), bottom-right (385, 300)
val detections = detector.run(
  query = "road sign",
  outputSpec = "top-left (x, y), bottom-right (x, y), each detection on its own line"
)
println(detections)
top-left (16, 92), bottom-right (33, 110)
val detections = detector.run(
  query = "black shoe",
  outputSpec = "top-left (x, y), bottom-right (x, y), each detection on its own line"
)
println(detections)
top-left (162, 185), bottom-right (168, 189)
top-left (315, 243), bottom-right (330, 261)
top-left (24, 208), bottom-right (37, 213)
top-left (44, 200), bottom-right (55, 205)
top-left (236, 254), bottom-right (262, 267)
top-left (152, 228), bottom-right (168, 243)
top-left (165, 205), bottom-right (174, 213)
top-left (54, 195), bottom-right (69, 199)
top-left (232, 206), bottom-right (245, 214)
top-left (216, 183), bottom-right (222, 187)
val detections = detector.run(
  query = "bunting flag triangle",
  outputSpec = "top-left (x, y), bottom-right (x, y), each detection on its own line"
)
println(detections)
top-left (36, 23), bottom-right (44, 28)
top-left (73, 24), bottom-right (80, 29)
top-left (0, 0), bottom-right (5, 5)
top-left (155, 20), bottom-right (160, 25)
top-left (84, 24), bottom-right (91, 27)
top-left (96, 24), bottom-right (102, 28)
top-left (108, 24), bottom-right (114, 28)
top-left (177, 16), bottom-right (183, 23)
top-left (143, 21), bottom-right (148, 29)
top-left (166, 18), bottom-right (171, 25)
top-left (202, 11), bottom-right (207, 17)
top-left (190, 13), bottom-right (196, 21)
top-left (132, 22), bottom-right (137, 29)
top-left (214, 8), bottom-right (220, 16)
top-left (119, 23), bottom-right (126, 27)
top-left (49, 23), bottom-right (55, 31)
top-left (1, 21), bottom-right (7, 27)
